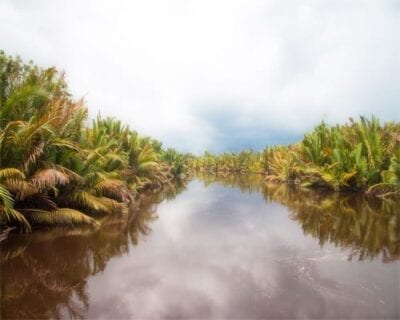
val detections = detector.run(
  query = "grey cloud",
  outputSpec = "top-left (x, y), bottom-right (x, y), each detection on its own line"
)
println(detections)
top-left (0, 0), bottom-right (399, 153)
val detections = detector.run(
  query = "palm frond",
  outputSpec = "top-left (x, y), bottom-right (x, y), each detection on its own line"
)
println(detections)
top-left (93, 179), bottom-right (131, 202)
top-left (3, 178), bottom-right (37, 200)
top-left (31, 168), bottom-right (69, 190)
top-left (0, 184), bottom-right (14, 208)
top-left (21, 141), bottom-right (45, 171)
top-left (4, 208), bottom-right (31, 232)
top-left (0, 168), bottom-right (26, 181)
top-left (24, 208), bottom-right (99, 227)
top-left (0, 184), bottom-right (30, 231)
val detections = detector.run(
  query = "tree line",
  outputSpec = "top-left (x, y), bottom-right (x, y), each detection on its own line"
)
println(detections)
top-left (1, 51), bottom-right (399, 232)
top-left (0, 52), bottom-right (191, 232)
top-left (192, 117), bottom-right (400, 196)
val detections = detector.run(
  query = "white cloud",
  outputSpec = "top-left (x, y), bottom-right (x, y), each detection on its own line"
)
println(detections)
top-left (1, 0), bottom-right (399, 153)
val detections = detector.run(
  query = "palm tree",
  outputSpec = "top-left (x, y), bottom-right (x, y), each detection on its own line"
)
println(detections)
top-left (1, 51), bottom-right (187, 232)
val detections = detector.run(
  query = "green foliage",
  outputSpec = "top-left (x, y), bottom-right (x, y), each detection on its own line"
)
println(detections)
top-left (161, 148), bottom-right (192, 177)
top-left (25, 208), bottom-right (99, 227)
top-left (0, 51), bottom-right (187, 232)
top-left (1, 50), bottom-right (399, 233)
top-left (192, 117), bottom-right (400, 195)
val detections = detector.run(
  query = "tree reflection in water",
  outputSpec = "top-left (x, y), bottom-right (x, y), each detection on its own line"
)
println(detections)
top-left (0, 181), bottom-right (188, 319)
top-left (197, 172), bottom-right (400, 262)
top-left (1, 176), bottom-right (399, 319)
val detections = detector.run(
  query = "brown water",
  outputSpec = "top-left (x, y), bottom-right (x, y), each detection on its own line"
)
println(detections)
top-left (1, 175), bottom-right (399, 319)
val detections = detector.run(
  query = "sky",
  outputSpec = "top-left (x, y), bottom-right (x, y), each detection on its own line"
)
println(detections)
top-left (1, 0), bottom-right (399, 154)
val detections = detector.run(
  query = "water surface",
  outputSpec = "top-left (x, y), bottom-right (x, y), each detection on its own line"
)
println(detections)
top-left (1, 176), bottom-right (399, 319)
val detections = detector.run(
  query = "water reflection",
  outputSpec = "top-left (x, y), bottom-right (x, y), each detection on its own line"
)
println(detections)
top-left (263, 183), bottom-right (400, 263)
top-left (198, 172), bottom-right (400, 262)
top-left (1, 176), bottom-right (399, 319)
top-left (1, 181), bottom-right (188, 319)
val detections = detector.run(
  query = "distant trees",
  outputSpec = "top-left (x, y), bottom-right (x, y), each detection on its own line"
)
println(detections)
top-left (191, 116), bottom-right (400, 197)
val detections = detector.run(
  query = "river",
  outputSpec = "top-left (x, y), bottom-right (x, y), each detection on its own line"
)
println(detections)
top-left (1, 175), bottom-right (399, 319)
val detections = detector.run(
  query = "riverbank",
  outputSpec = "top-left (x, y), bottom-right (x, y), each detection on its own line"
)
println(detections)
top-left (0, 52), bottom-right (192, 232)
top-left (191, 117), bottom-right (400, 197)
top-left (1, 51), bottom-right (399, 234)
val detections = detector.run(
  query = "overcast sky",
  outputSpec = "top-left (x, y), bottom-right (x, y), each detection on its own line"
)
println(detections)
top-left (1, 0), bottom-right (399, 153)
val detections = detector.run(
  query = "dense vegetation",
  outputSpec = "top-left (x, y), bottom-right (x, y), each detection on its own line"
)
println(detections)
top-left (192, 117), bottom-right (400, 196)
top-left (1, 52), bottom-right (399, 233)
top-left (0, 52), bottom-right (190, 232)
